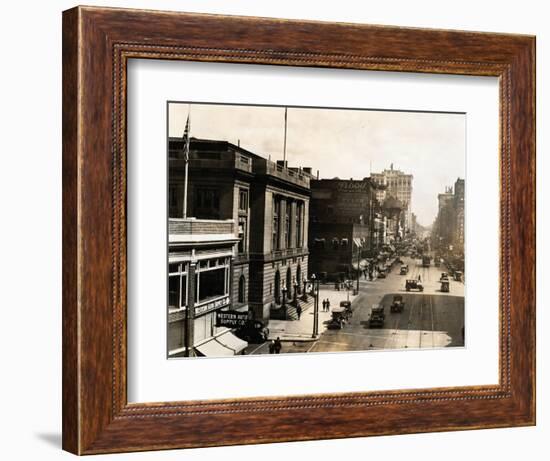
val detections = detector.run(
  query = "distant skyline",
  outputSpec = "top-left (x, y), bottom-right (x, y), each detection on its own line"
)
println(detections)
top-left (168, 102), bottom-right (466, 226)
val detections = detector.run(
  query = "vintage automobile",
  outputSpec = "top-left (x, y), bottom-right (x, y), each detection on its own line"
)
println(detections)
top-left (440, 272), bottom-right (449, 281)
top-left (405, 279), bottom-right (424, 292)
top-left (369, 304), bottom-right (385, 328)
top-left (377, 269), bottom-right (387, 279)
top-left (454, 271), bottom-right (463, 282)
top-left (390, 294), bottom-right (405, 313)
top-left (340, 300), bottom-right (353, 318)
top-left (234, 320), bottom-right (270, 344)
top-left (399, 264), bottom-right (409, 275)
top-left (327, 307), bottom-right (347, 329)
top-left (440, 280), bottom-right (450, 293)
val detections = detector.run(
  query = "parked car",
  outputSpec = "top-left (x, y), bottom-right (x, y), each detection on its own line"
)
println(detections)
top-left (400, 265), bottom-right (409, 275)
top-left (440, 272), bottom-right (449, 281)
top-left (454, 271), bottom-right (463, 282)
top-left (340, 300), bottom-right (353, 318)
top-left (327, 307), bottom-right (347, 329)
top-left (405, 279), bottom-right (424, 292)
top-left (378, 269), bottom-right (387, 279)
top-left (440, 280), bottom-right (450, 293)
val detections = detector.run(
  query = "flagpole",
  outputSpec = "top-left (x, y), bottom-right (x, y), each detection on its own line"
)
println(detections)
top-left (183, 156), bottom-right (189, 219)
top-left (283, 107), bottom-right (288, 166)
top-left (182, 108), bottom-right (190, 219)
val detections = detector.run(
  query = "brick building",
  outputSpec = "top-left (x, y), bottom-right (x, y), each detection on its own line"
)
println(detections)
top-left (308, 178), bottom-right (379, 280)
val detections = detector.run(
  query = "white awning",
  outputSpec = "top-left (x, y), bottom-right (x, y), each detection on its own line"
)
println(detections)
top-left (195, 338), bottom-right (234, 357)
top-left (195, 332), bottom-right (248, 357)
top-left (217, 331), bottom-right (248, 354)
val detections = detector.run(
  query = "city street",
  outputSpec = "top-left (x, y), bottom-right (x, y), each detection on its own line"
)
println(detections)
top-left (246, 256), bottom-right (464, 355)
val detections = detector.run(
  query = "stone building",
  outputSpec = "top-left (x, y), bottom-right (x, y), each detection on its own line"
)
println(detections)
top-left (169, 138), bottom-right (310, 324)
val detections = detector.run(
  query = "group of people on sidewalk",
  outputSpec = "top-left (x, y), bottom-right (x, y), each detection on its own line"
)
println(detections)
top-left (322, 298), bottom-right (331, 312)
top-left (268, 337), bottom-right (283, 354)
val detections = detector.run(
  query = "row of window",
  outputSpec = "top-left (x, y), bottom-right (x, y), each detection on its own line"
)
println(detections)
top-left (168, 258), bottom-right (231, 311)
top-left (272, 197), bottom-right (304, 251)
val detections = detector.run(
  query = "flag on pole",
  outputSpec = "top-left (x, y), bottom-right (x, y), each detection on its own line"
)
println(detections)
top-left (182, 114), bottom-right (191, 162)
top-left (182, 112), bottom-right (191, 218)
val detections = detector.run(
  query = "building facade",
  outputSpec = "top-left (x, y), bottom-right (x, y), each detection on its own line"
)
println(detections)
top-left (432, 178), bottom-right (465, 255)
top-left (371, 164), bottom-right (413, 232)
top-left (168, 218), bottom-right (245, 357)
top-left (169, 138), bottom-right (310, 324)
top-left (308, 178), bottom-right (378, 280)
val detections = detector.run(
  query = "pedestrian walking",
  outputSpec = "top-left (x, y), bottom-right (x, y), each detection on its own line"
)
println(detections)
top-left (268, 340), bottom-right (275, 354)
top-left (418, 274), bottom-right (422, 282)
top-left (296, 303), bottom-right (302, 320)
top-left (326, 299), bottom-right (331, 311)
top-left (322, 299), bottom-right (327, 312)
top-left (274, 337), bottom-right (282, 354)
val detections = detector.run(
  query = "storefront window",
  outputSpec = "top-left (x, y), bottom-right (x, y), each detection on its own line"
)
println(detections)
top-left (168, 263), bottom-right (187, 311)
top-left (195, 257), bottom-right (230, 305)
top-left (197, 268), bottom-right (225, 302)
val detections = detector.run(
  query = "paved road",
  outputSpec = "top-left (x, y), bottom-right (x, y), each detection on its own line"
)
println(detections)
top-left (251, 256), bottom-right (465, 355)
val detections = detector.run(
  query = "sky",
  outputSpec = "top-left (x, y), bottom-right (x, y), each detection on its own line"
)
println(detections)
top-left (168, 102), bottom-right (466, 226)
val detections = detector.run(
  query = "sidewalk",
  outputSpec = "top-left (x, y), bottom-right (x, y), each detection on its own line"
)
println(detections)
top-left (267, 285), bottom-right (359, 342)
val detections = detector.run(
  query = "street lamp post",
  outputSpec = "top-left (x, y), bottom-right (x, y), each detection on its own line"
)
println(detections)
top-left (311, 274), bottom-right (319, 338)
top-left (301, 280), bottom-right (308, 301)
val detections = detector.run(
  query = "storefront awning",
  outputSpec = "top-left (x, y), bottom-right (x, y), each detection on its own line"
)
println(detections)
top-left (195, 337), bottom-right (234, 357)
top-left (195, 331), bottom-right (248, 357)
top-left (217, 331), bottom-right (247, 354)
top-left (352, 259), bottom-right (369, 270)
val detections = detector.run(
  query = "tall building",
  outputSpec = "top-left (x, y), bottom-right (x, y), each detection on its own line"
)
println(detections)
top-left (370, 164), bottom-right (413, 232)
top-left (453, 178), bottom-right (465, 246)
top-left (432, 178), bottom-right (465, 255)
top-left (169, 138), bottom-right (310, 327)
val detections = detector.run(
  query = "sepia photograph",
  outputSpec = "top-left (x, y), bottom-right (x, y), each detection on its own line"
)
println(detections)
top-left (167, 102), bottom-right (466, 358)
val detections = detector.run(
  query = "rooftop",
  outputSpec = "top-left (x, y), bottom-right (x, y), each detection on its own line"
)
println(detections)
top-left (169, 137), bottom-right (310, 189)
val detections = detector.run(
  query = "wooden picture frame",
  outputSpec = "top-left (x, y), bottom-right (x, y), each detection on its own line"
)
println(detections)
top-left (62, 5), bottom-right (535, 455)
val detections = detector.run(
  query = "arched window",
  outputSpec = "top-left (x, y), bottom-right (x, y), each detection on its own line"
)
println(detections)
top-left (274, 270), bottom-right (281, 304)
top-left (238, 275), bottom-right (246, 304)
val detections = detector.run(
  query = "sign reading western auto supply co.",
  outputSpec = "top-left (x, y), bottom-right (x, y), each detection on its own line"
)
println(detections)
top-left (215, 310), bottom-right (250, 328)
